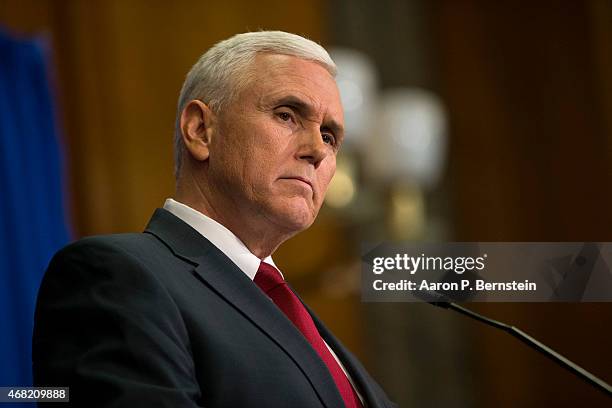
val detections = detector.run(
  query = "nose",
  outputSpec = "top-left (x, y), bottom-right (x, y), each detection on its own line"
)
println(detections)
top-left (296, 126), bottom-right (329, 168)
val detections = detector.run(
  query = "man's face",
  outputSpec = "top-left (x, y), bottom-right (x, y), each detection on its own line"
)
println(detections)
top-left (207, 53), bottom-right (344, 236)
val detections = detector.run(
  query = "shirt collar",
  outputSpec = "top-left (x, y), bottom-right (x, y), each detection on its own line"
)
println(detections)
top-left (163, 198), bottom-right (279, 280)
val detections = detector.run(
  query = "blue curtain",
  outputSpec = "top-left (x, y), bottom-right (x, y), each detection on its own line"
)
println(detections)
top-left (0, 27), bottom-right (71, 395)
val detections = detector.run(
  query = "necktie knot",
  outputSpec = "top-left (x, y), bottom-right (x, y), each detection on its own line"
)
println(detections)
top-left (254, 262), bottom-right (285, 293)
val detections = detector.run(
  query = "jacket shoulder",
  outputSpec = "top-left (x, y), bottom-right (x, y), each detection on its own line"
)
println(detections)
top-left (58, 232), bottom-right (161, 254)
top-left (51, 232), bottom-right (173, 268)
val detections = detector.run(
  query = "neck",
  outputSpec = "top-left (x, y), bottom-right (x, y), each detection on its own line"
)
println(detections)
top-left (175, 174), bottom-right (292, 259)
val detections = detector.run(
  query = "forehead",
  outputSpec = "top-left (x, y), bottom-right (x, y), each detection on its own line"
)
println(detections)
top-left (244, 53), bottom-right (344, 121)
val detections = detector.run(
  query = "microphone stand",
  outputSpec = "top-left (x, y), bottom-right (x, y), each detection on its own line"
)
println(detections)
top-left (429, 300), bottom-right (612, 397)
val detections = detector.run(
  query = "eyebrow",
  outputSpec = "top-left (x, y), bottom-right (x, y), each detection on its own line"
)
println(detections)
top-left (271, 95), bottom-right (345, 140)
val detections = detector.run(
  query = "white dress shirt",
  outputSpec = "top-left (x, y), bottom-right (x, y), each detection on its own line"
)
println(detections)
top-left (163, 198), bottom-right (363, 402)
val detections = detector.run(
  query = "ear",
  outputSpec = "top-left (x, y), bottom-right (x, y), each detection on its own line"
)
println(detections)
top-left (180, 100), bottom-right (216, 161)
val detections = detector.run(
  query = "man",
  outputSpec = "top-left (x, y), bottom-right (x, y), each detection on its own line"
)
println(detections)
top-left (33, 31), bottom-right (395, 407)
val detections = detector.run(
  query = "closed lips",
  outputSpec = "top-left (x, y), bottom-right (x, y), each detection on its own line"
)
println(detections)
top-left (281, 177), bottom-right (313, 189)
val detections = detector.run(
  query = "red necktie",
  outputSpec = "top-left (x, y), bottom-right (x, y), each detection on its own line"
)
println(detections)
top-left (254, 262), bottom-right (362, 408)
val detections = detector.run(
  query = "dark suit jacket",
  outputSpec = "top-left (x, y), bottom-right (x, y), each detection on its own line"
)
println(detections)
top-left (33, 208), bottom-right (395, 407)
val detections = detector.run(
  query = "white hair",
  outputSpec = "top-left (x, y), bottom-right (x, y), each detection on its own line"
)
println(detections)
top-left (173, 30), bottom-right (337, 178)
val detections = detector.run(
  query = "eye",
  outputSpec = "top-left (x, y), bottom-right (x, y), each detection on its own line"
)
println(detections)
top-left (322, 133), bottom-right (336, 146)
top-left (277, 111), bottom-right (293, 122)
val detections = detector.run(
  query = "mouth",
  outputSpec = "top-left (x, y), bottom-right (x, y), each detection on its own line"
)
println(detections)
top-left (280, 176), bottom-right (313, 191)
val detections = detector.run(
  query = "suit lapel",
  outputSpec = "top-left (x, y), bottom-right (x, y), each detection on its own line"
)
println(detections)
top-left (308, 307), bottom-right (388, 408)
top-left (144, 209), bottom-right (344, 408)
top-left (290, 288), bottom-right (387, 408)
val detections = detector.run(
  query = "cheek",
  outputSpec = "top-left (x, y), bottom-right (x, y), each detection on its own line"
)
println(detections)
top-left (248, 127), bottom-right (290, 188)
top-left (318, 159), bottom-right (337, 194)
top-left (218, 123), bottom-right (266, 172)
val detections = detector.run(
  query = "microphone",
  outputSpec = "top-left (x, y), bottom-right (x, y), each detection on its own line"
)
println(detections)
top-left (418, 290), bottom-right (612, 396)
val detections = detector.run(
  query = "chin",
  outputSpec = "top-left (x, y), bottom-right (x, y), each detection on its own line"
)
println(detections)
top-left (283, 211), bottom-right (316, 232)
top-left (272, 204), bottom-right (317, 234)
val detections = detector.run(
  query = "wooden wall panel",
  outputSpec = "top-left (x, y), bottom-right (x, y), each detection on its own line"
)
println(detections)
top-left (435, 1), bottom-right (612, 406)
